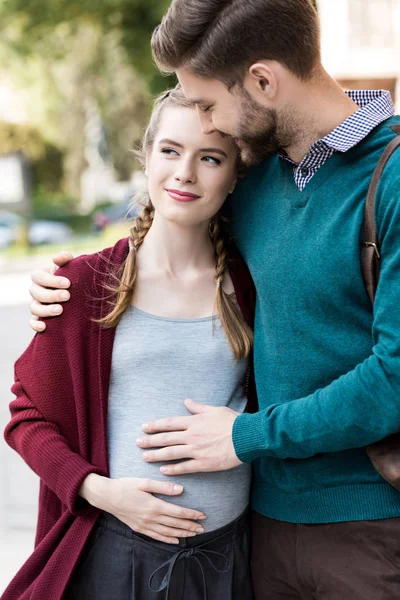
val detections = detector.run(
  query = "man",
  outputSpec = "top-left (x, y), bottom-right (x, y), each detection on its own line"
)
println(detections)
top-left (29, 1), bottom-right (400, 597)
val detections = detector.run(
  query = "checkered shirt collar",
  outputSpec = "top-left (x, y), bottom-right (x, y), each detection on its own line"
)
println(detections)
top-left (321, 90), bottom-right (395, 152)
top-left (279, 90), bottom-right (394, 164)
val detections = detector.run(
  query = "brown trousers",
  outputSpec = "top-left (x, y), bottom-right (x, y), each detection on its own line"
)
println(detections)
top-left (251, 511), bottom-right (400, 600)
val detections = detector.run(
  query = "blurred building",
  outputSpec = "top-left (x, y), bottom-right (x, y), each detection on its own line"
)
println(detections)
top-left (318, 0), bottom-right (400, 110)
top-left (0, 74), bottom-right (28, 124)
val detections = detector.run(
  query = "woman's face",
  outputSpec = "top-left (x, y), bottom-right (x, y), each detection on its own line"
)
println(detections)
top-left (146, 106), bottom-right (238, 228)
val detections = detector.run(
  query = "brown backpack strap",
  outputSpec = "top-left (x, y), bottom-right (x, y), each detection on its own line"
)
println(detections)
top-left (361, 124), bottom-right (400, 305)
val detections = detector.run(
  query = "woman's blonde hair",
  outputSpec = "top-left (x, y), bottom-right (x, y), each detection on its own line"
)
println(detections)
top-left (99, 86), bottom-right (253, 360)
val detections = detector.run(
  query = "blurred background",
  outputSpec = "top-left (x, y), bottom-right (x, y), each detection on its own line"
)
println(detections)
top-left (1, 0), bottom-right (400, 593)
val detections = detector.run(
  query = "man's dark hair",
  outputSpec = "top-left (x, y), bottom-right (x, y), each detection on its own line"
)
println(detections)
top-left (152, 0), bottom-right (321, 87)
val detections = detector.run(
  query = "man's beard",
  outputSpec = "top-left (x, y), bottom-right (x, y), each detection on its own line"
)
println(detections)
top-left (234, 88), bottom-right (292, 166)
top-left (235, 122), bottom-right (280, 166)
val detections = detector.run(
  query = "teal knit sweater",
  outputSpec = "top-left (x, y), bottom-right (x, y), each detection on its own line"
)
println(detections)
top-left (230, 117), bottom-right (400, 523)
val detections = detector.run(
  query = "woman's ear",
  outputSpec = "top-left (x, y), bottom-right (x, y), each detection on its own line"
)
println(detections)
top-left (229, 177), bottom-right (237, 195)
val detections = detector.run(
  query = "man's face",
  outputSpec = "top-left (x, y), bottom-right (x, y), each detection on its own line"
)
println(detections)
top-left (177, 69), bottom-right (288, 166)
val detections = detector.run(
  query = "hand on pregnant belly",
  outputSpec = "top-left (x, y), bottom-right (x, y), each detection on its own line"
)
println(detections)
top-left (87, 475), bottom-right (206, 544)
top-left (136, 399), bottom-right (243, 475)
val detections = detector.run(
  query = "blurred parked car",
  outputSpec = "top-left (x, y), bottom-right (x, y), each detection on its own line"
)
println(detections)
top-left (0, 209), bottom-right (73, 247)
top-left (28, 220), bottom-right (73, 245)
top-left (0, 225), bottom-right (16, 248)
top-left (92, 198), bottom-right (140, 233)
top-left (0, 209), bottom-right (22, 248)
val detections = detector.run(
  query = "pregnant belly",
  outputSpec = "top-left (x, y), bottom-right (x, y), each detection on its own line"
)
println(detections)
top-left (109, 451), bottom-right (252, 532)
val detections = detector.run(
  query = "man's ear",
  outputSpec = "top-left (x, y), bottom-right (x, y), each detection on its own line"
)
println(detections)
top-left (246, 61), bottom-right (279, 100)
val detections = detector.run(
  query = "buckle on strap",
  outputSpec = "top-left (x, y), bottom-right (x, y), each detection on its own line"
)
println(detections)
top-left (363, 241), bottom-right (381, 259)
top-left (148, 546), bottom-right (231, 600)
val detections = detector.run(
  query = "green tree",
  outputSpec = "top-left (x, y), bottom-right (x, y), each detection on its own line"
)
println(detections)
top-left (0, 0), bottom-right (174, 93)
top-left (0, 20), bottom-right (152, 201)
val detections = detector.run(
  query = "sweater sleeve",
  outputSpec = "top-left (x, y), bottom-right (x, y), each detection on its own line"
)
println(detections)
top-left (5, 372), bottom-right (105, 515)
top-left (3, 254), bottom-right (108, 515)
top-left (233, 153), bottom-right (400, 463)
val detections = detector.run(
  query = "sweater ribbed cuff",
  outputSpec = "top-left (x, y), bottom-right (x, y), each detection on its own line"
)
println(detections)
top-left (57, 454), bottom-right (105, 516)
top-left (233, 412), bottom-right (267, 463)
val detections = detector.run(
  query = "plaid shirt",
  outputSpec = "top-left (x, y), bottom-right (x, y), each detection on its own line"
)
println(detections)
top-left (279, 90), bottom-right (395, 191)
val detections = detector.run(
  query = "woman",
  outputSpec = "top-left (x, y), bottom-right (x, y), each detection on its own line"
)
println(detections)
top-left (3, 87), bottom-right (257, 600)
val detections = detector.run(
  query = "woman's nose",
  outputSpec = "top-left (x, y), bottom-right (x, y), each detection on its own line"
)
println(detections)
top-left (174, 159), bottom-right (197, 183)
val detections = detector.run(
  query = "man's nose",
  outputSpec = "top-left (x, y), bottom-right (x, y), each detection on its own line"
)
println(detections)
top-left (201, 121), bottom-right (217, 135)
top-left (196, 106), bottom-right (217, 135)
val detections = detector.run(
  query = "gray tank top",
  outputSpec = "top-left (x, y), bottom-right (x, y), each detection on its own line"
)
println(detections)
top-left (107, 307), bottom-right (251, 532)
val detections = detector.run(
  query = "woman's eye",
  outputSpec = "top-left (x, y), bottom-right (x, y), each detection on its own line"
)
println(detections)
top-left (202, 156), bottom-right (221, 165)
top-left (161, 148), bottom-right (179, 156)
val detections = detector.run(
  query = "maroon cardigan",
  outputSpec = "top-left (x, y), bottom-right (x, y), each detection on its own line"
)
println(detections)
top-left (3, 237), bottom-right (257, 600)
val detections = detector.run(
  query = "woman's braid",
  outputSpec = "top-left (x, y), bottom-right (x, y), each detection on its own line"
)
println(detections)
top-left (209, 217), bottom-right (227, 286)
top-left (130, 202), bottom-right (155, 251)
top-left (209, 215), bottom-right (253, 360)
top-left (98, 199), bottom-right (155, 328)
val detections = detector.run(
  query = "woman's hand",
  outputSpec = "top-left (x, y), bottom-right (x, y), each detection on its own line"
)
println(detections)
top-left (80, 474), bottom-right (206, 545)
top-left (29, 251), bottom-right (74, 332)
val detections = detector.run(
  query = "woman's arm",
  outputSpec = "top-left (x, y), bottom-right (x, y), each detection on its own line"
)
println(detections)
top-left (5, 371), bottom-right (106, 516)
top-left (6, 361), bottom-right (207, 542)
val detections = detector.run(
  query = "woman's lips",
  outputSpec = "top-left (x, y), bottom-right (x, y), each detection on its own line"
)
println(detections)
top-left (166, 189), bottom-right (200, 202)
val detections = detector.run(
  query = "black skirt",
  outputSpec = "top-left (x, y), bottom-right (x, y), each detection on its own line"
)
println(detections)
top-left (64, 508), bottom-right (254, 600)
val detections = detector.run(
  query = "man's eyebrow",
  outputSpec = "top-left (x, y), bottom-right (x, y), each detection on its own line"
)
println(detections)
top-left (190, 99), bottom-right (209, 106)
top-left (158, 139), bottom-right (228, 158)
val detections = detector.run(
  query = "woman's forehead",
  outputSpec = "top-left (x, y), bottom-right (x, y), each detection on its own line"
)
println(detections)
top-left (155, 106), bottom-right (235, 153)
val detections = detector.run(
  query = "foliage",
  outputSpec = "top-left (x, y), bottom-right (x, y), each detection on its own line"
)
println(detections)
top-left (32, 187), bottom-right (79, 217)
top-left (0, 19), bottom-right (153, 200)
top-left (0, 120), bottom-right (46, 160)
top-left (32, 189), bottom-right (97, 234)
top-left (31, 147), bottom-right (64, 193)
top-left (0, 0), bottom-right (175, 93)
top-left (0, 120), bottom-right (64, 193)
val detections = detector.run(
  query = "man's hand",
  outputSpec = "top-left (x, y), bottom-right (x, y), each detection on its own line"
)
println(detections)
top-left (136, 399), bottom-right (243, 475)
top-left (29, 251), bottom-right (74, 332)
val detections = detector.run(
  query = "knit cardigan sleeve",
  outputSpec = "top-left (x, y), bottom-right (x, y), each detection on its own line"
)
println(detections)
top-left (6, 374), bottom-right (105, 516)
top-left (4, 252), bottom-right (108, 516)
